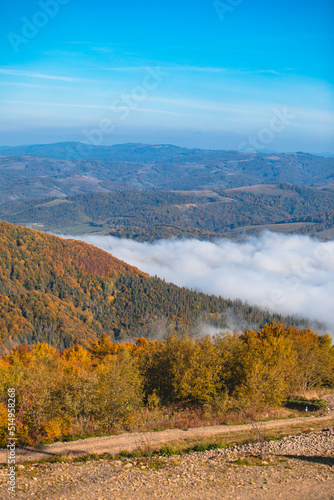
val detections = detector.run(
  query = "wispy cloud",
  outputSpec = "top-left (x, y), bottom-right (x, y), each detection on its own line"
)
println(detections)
top-left (67, 41), bottom-right (123, 46)
top-left (42, 50), bottom-right (84, 57)
top-left (67, 41), bottom-right (94, 44)
top-left (0, 68), bottom-right (113, 85)
top-left (92, 47), bottom-right (114, 53)
top-left (102, 65), bottom-right (229, 73)
top-left (147, 96), bottom-right (334, 124)
top-left (101, 64), bottom-right (291, 76)
top-left (3, 101), bottom-right (184, 116)
top-left (248, 69), bottom-right (287, 76)
top-left (0, 81), bottom-right (68, 90)
top-left (0, 68), bottom-right (82, 82)
top-left (3, 96), bottom-right (332, 128)
top-left (164, 66), bottom-right (287, 75)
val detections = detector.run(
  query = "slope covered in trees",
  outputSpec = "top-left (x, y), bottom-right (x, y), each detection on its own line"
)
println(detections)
top-left (0, 145), bottom-right (333, 206)
top-left (0, 222), bottom-right (308, 351)
top-left (1, 184), bottom-right (333, 240)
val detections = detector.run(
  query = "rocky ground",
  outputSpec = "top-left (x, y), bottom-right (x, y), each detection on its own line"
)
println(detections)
top-left (1, 413), bottom-right (333, 465)
top-left (1, 428), bottom-right (333, 499)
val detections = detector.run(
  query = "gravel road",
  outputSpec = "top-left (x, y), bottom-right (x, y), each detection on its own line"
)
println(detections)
top-left (1, 413), bottom-right (333, 465)
top-left (1, 428), bottom-right (333, 499)
top-left (1, 395), bottom-right (333, 499)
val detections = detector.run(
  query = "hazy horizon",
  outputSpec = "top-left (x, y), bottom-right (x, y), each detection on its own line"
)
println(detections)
top-left (0, 139), bottom-right (333, 157)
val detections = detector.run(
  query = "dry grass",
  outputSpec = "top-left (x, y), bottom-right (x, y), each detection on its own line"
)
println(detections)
top-left (137, 416), bottom-right (334, 457)
top-left (225, 184), bottom-right (286, 195)
top-left (13, 416), bottom-right (333, 466)
top-left (116, 405), bottom-right (309, 435)
top-left (50, 399), bottom-right (330, 445)
top-left (293, 388), bottom-right (334, 400)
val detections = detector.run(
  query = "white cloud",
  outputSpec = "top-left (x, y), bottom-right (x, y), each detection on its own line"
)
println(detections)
top-left (103, 65), bottom-right (229, 73)
top-left (69, 232), bottom-right (334, 334)
top-left (0, 68), bottom-right (81, 82)
top-left (3, 101), bottom-right (184, 117)
top-left (148, 96), bottom-right (334, 125)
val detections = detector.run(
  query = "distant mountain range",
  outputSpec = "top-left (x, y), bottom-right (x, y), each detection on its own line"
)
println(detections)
top-left (1, 140), bottom-right (334, 165)
top-left (0, 142), bottom-right (333, 239)
top-left (0, 142), bottom-right (199, 162)
top-left (0, 143), bottom-right (333, 207)
top-left (1, 141), bottom-right (334, 161)
top-left (312, 152), bottom-right (334, 158)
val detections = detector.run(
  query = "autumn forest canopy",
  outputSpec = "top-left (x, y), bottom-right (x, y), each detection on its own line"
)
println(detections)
top-left (0, 221), bottom-right (307, 352)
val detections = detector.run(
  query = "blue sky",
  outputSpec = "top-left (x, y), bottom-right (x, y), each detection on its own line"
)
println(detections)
top-left (0, 0), bottom-right (333, 151)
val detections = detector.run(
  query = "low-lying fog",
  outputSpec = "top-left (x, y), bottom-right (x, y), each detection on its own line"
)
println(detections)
top-left (67, 232), bottom-right (334, 334)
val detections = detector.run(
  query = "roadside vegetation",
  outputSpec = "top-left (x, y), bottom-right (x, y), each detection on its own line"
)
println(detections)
top-left (0, 323), bottom-right (333, 449)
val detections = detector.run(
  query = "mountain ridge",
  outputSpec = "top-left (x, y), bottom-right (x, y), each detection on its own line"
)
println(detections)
top-left (0, 141), bottom-right (328, 162)
top-left (0, 144), bottom-right (333, 207)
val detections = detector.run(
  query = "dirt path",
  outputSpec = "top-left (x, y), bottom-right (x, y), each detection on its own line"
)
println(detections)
top-left (1, 428), bottom-right (333, 499)
top-left (1, 411), bottom-right (333, 465)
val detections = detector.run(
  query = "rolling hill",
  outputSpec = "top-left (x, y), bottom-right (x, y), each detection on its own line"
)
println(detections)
top-left (0, 221), bottom-right (308, 352)
top-left (1, 184), bottom-right (333, 240)
top-left (0, 143), bottom-right (333, 206)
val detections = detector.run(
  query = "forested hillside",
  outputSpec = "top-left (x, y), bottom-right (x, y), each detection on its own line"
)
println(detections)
top-left (0, 222), bottom-right (308, 352)
top-left (1, 184), bottom-right (333, 240)
top-left (0, 145), bottom-right (333, 205)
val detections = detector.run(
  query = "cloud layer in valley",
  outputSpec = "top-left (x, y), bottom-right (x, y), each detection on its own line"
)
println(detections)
top-left (70, 232), bottom-right (334, 334)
